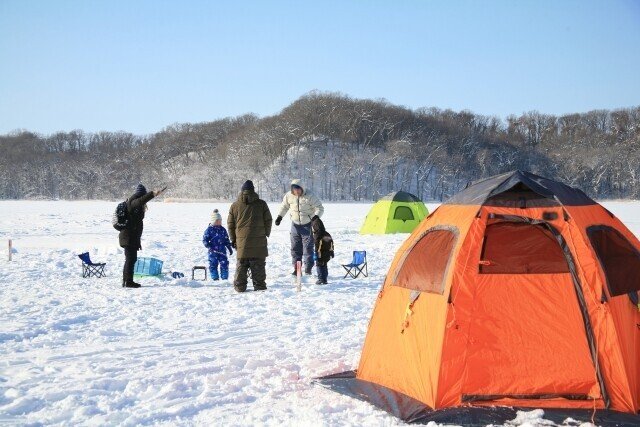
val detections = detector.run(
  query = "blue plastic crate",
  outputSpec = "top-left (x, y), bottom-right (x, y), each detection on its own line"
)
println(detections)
top-left (133, 257), bottom-right (163, 276)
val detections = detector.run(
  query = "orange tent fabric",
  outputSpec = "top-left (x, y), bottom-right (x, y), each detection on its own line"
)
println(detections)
top-left (319, 171), bottom-right (639, 423)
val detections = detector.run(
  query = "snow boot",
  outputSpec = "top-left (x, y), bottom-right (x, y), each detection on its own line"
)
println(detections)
top-left (315, 279), bottom-right (325, 285)
top-left (124, 281), bottom-right (141, 288)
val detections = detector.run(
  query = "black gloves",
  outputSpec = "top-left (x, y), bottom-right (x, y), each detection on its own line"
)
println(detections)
top-left (275, 216), bottom-right (282, 226)
top-left (231, 241), bottom-right (237, 249)
top-left (311, 215), bottom-right (319, 222)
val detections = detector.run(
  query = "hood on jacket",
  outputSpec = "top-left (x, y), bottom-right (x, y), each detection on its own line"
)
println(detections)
top-left (290, 179), bottom-right (305, 195)
top-left (133, 183), bottom-right (147, 198)
top-left (239, 190), bottom-right (259, 204)
top-left (311, 216), bottom-right (326, 237)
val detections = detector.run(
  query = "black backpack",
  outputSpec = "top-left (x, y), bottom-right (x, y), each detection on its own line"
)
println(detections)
top-left (112, 201), bottom-right (129, 231)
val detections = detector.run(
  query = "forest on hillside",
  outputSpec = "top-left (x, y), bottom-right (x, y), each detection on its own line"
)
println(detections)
top-left (1, 92), bottom-right (639, 202)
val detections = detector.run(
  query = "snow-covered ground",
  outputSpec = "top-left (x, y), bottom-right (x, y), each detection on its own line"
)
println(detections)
top-left (1, 200), bottom-right (638, 426)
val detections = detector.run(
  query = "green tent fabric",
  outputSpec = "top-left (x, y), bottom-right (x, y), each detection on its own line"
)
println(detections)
top-left (360, 191), bottom-right (429, 234)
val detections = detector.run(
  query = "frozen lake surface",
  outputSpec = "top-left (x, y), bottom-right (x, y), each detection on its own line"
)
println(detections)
top-left (1, 200), bottom-right (638, 426)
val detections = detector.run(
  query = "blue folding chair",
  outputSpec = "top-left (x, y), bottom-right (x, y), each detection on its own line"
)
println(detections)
top-left (78, 252), bottom-right (106, 278)
top-left (342, 251), bottom-right (368, 279)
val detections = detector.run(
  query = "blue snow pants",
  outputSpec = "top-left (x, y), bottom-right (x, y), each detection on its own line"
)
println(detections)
top-left (208, 252), bottom-right (229, 280)
top-left (290, 222), bottom-right (314, 272)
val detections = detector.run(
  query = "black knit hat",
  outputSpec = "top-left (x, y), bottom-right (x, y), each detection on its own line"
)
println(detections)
top-left (241, 180), bottom-right (254, 191)
top-left (134, 184), bottom-right (147, 197)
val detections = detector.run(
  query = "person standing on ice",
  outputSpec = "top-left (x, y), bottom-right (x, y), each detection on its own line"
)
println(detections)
top-left (275, 179), bottom-right (324, 276)
top-left (311, 216), bottom-right (334, 285)
top-left (227, 180), bottom-right (273, 292)
top-left (119, 184), bottom-right (164, 288)
top-left (202, 209), bottom-right (233, 281)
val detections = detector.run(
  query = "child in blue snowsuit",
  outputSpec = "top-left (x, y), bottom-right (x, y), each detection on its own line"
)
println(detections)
top-left (202, 209), bottom-right (233, 280)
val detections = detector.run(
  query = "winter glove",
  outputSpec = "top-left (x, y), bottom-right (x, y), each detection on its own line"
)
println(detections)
top-left (330, 251), bottom-right (334, 259)
top-left (313, 251), bottom-right (319, 261)
top-left (275, 216), bottom-right (282, 226)
top-left (228, 247), bottom-right (233, 256)
top-left (231, 241), bottom-right (237, 249)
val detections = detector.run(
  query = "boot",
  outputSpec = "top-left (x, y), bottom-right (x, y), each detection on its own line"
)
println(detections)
top-left (315, 279), bottom-right (325, 285)
top-left (124, 281), bottom-right (141, 288)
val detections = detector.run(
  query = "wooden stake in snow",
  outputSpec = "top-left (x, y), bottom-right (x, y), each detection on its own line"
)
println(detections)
top-left (8, 239), bottom-right (12, 262)
top-left (295, 260), bottom-right (302, 292)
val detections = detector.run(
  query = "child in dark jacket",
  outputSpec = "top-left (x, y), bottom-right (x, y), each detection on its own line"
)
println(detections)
top-left (311, 217), bottom-right (334, 285)
top-left (202, 209), bottom-right (233, 280)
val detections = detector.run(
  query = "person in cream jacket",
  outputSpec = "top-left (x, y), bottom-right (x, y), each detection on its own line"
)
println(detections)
top-left (275, 179), bottom-right (325, 275)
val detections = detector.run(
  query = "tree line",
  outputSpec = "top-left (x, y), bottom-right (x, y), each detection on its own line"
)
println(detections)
top-left (1, 92), bottom-right (639, 202)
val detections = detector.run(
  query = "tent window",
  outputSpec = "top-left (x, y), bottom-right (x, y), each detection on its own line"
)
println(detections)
top-left (587, 226), bottom-right (640, 297)
top-left (480, 222), bottom-right (569, 274)
top-left (394, 206), bottom-right (415, 221)
top-left (394, 228), bottom-right (456, 294)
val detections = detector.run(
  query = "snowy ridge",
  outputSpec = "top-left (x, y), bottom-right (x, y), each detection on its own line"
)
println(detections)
top-left (254, 141), bottom-right (450, 202)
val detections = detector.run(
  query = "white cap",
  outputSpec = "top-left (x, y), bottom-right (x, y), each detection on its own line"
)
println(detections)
top-left (211, 209), bottom-right (222, 223)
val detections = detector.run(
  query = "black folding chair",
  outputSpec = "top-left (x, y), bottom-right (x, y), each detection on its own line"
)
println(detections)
top-left (342, 251), bottom-right (368, 279)
top-left (78, 252), bottom-right (106, 278)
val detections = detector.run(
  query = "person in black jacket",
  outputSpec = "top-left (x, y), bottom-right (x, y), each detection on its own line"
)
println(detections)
top-left (311, 216), bottom-right (334, 285)
top-left (119, 184), bottom-right (164, 288)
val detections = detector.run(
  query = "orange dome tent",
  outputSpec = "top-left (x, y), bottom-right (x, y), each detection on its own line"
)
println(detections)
top-left (318, 171), bottom-right (640, 425)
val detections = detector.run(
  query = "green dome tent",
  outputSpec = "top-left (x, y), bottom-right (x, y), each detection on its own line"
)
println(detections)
top-left (360, 191), bottom-right (429, 234)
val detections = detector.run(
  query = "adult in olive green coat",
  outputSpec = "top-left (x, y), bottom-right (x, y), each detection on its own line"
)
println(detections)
top-left (227, 180), bottom-right (273, 292)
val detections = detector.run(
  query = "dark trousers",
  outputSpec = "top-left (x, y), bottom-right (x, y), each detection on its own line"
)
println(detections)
top-left (123, 246), bottom-right (138, 285)
top-left (290, 223), bottom-right (314, 271)
top-left (234, 258), bottom-right (267, 292)
top-left (316, 262), bottom-right (329, 282)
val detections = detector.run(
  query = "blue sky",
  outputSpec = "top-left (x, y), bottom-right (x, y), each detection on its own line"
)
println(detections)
top-left (0, 0), bottom-right (639, 134)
